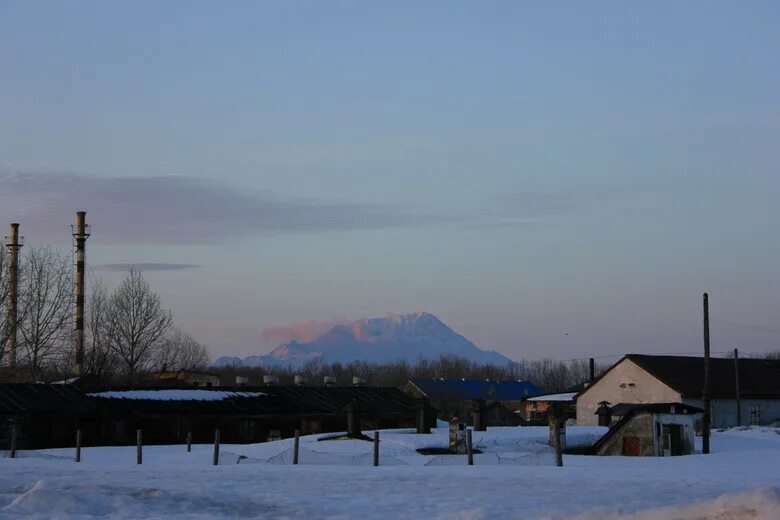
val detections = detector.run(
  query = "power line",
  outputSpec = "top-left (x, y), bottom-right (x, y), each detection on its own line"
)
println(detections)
top-left (711, 318), bottom-right (780, 335)
top-left (507, 350), bottom-right (732, 368)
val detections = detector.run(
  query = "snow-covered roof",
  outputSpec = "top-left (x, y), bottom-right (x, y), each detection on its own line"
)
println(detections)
top-left (525, 392), bottom-right (577, 402)
top-left (87, 390), bottom-right (266, 401)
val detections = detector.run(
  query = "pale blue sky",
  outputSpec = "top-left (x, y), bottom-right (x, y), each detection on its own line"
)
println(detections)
top-left (1, 1), bottom-right (779, 359)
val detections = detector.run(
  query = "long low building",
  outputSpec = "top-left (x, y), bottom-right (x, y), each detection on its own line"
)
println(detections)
top-left (576, 354), bottom-right (780, 427)
top-left (0, 383), bottom-right (423, 450)
top-left (400, 378), bottom-right (543, 427)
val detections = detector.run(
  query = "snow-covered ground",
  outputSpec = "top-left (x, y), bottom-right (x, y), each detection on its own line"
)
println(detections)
top-left (1, 426), bottom-right (779, 519)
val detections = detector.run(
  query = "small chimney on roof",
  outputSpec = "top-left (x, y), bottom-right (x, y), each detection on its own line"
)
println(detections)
top-left (352, 377), bottom-right (366, 387)
top-left (263, 375), bottom-right (279, 386)
top-left (596, 401), bottom-right (612, 427)
top-left (323, 376), bottom-right (337, 387)
top-left (235, 376), bottom-right (249, 386)
top-left (294, 375), bottom-right (308, 386)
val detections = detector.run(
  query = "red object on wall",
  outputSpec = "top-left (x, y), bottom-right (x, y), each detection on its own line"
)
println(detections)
top-left (622, 437), bottom-right (641, 456)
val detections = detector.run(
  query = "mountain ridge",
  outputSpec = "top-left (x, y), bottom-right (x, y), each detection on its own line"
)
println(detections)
top-left (212, 312), bottom-right (511, 368)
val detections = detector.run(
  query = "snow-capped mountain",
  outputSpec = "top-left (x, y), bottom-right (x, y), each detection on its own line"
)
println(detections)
top-left (213, 312), bottom-right (511, 368)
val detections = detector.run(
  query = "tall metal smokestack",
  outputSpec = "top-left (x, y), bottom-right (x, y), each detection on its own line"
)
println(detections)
top-left (4, 223), bottom-right (23, 370)
top-left (72, 212), bottom-right (90, 377)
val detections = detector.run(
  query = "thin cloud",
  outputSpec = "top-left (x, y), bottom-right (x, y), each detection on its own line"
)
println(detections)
top-left (94, 263), bottom-right (202, 272)
top-left (0, 172), bottom-right (462, 244)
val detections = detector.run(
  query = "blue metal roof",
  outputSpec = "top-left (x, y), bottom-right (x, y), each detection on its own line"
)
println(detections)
top-left (409, 379), bottom-right (543, 401)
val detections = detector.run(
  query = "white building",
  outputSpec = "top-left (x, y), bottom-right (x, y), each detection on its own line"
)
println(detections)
top-left (577, 354), bottom-right (780, 428)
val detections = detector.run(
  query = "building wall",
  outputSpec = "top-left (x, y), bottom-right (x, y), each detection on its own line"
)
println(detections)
top-left (682, 398), bottom-right (780, 428)
top-left (153, 372), bottom-right (221, 388)
top-left (595, 412), bottom-right (696, 456)
top-left (185, 374), bottom-right (221, 388)
top-left (596, 413), bottom-right (655, 456)
top-left (577, 359), bottom-right (681, 425)
top-left (519, 400), bottom-right (576, 424)
top-left (651, 413), bottom-right (696, 455)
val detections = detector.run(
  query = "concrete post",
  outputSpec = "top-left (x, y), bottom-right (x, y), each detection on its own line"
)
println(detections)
top-left (472, 399), bottom-right (487, 432)
top-left (345, 400), bottom-right (362, 438)
top-left (449, 418), bottom-right (466, 454)
top-left (416, 399), bottom-right (431, 434)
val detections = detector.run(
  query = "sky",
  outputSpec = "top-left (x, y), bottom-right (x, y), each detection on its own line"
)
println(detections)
top-left (1, 1), bottom-right (779, 361)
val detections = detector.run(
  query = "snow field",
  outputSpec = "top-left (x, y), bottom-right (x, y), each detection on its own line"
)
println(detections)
top-left (1, 426), bottom-right (779, 519)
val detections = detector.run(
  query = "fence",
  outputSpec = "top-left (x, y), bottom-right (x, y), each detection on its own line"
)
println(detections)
top-left (2, 427), bottom-right (560, 467)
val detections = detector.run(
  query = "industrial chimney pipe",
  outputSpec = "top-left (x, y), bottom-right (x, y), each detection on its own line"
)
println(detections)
top-left (72, 212), bottom-right (90, 377)
top-left (4, 223), bottom-right (23, 370)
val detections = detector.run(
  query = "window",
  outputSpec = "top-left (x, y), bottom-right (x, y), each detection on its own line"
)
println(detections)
top-left (749, 405), bottom-right (760, 426)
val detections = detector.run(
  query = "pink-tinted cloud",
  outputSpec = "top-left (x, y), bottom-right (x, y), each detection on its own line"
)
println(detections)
top-left (261, 318), bottom-right (348, 346)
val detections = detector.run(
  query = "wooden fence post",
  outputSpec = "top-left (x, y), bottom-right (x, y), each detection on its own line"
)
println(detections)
top-left (734, 348), bottom-right (742, 427)
top-left (136, 429), bottom-right (142, 465)
top-left (10, 422), bottom-right (17, 459)
top-left (293, 429), bottom-right (300, 465)
top-left (373, 431), bottom-right (379, 467)
top-left (553, 419), bottom-right (563, 467)
top-left (75, 429), bottom-right (82, 463)
top-left (213, 429), bottom-right (220, 466)
top-left (466, 428), bottom-right (473, 466)
top-left (186, 431), bottom-right (192, 453)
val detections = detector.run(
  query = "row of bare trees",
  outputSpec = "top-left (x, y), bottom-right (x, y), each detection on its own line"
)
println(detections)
top-left (212, 355), bottom-right (606, 394)
top-left (0, 246), bottom-right (210, 382)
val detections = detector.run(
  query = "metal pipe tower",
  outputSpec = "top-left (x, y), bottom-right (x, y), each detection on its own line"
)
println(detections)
top-left (4, 223), bottom-right (23, 369)
top-left (72, 212), bottom-right (90, 377)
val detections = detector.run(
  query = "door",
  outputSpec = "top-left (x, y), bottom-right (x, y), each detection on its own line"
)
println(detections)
top-left (662, 424), bottom-right (683, 456)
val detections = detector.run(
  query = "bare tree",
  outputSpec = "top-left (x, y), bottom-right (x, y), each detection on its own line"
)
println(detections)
top-left (155, 328), bottom-right (211, 372)
top-left (83, 276), bottom-right (118, 379)
top-left (18, 246), bottom-right (73, 380)
top-left (212, 354), bottom-right (608, 397)
top-left (108, 267), bottom-right (173, 382)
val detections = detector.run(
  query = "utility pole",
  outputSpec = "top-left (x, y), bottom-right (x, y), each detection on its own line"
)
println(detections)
top-left (702, 292), bottom-right (711, 455)
top-left (4, 224), bottom-right (23, 371)
top-left (72, 212), bottom-right (90, 378)
top-left (734, 348), bottom-right (741, 427)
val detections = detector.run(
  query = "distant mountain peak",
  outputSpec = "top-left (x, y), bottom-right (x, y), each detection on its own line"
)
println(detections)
top-left (213, 312), bottom-right (511, 368)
